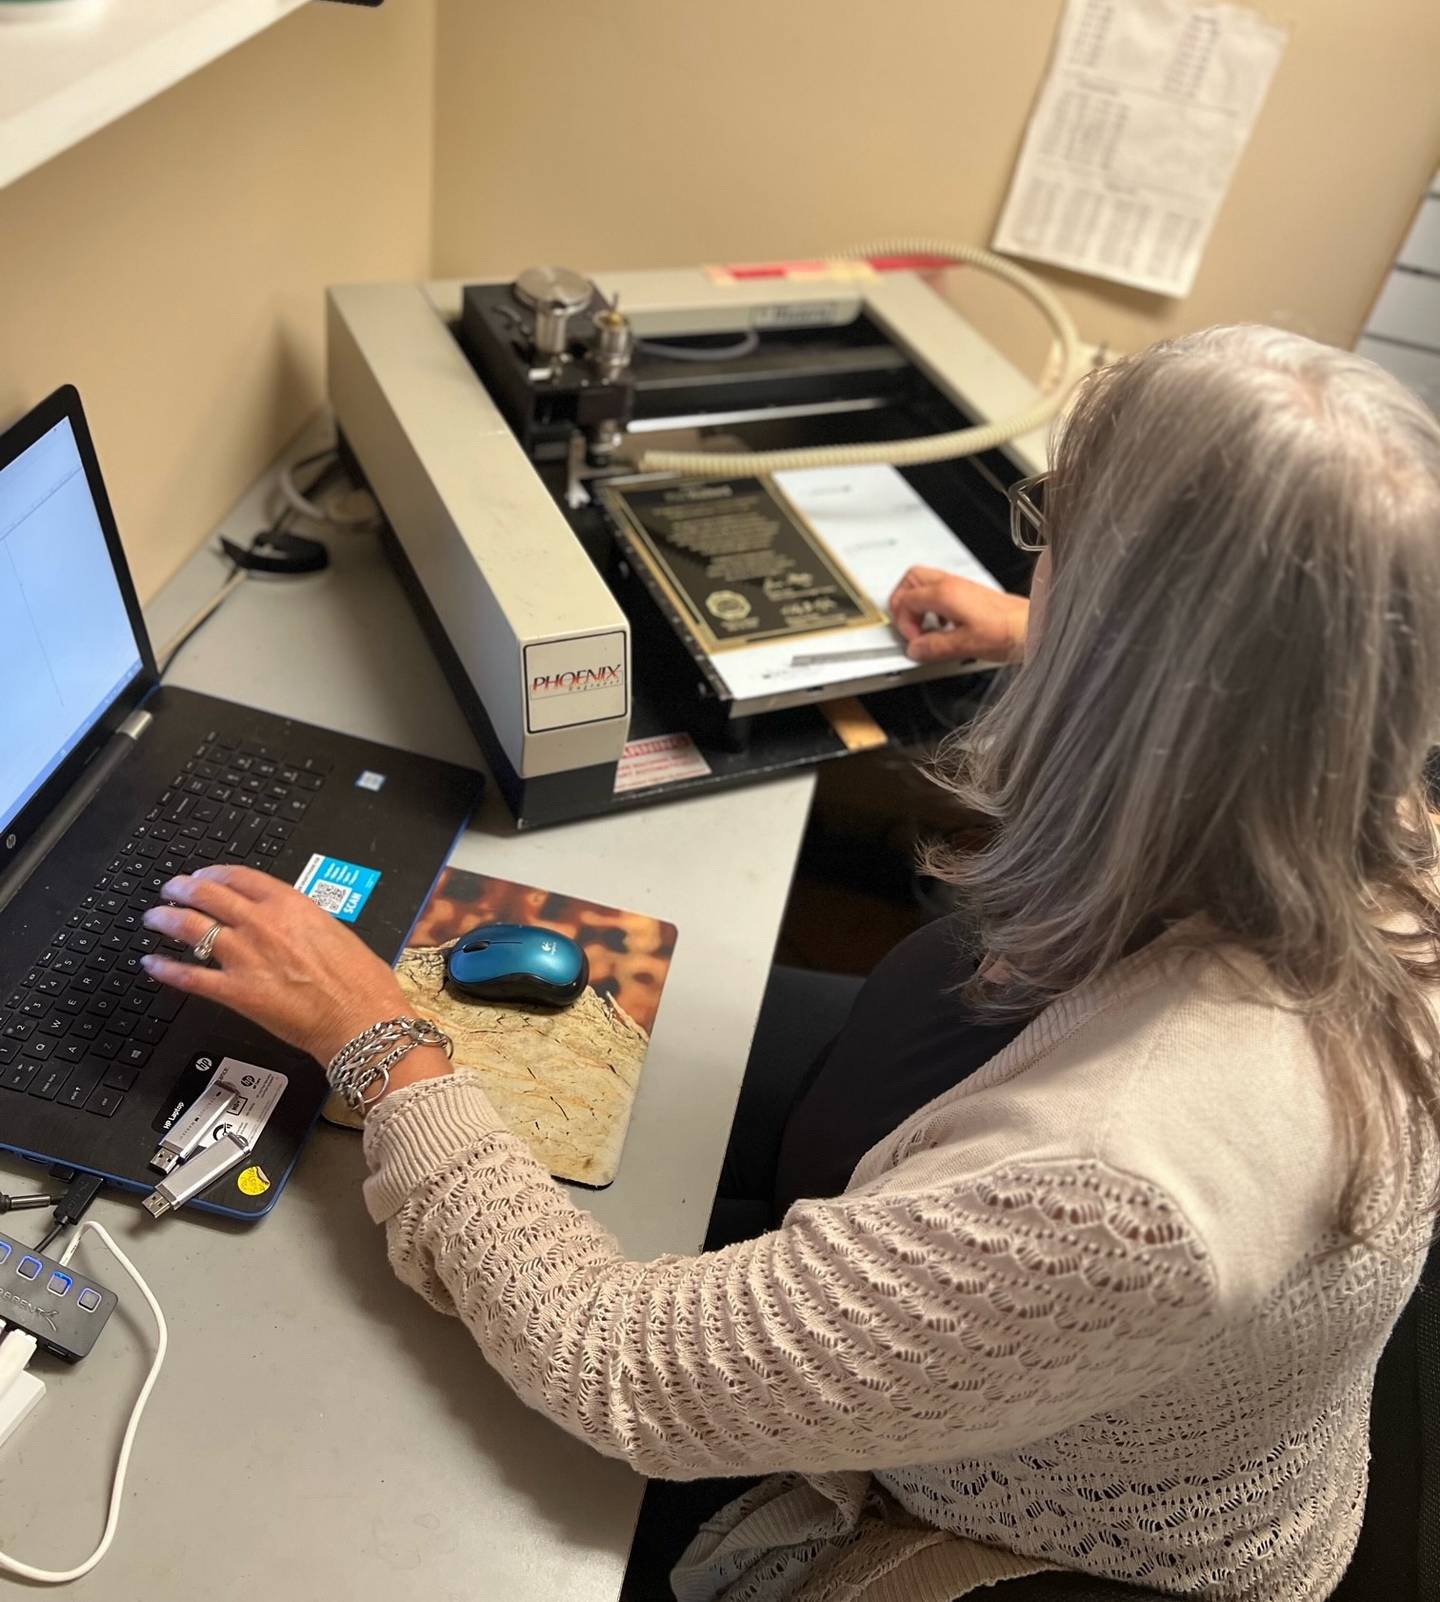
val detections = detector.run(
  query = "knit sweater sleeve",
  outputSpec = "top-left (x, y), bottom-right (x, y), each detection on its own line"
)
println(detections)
top-left (362, 1071), bottom-right (1222, 1479)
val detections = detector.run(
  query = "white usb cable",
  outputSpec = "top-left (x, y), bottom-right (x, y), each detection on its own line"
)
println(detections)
top-left (0, 1221), bottom-right (168, 1583)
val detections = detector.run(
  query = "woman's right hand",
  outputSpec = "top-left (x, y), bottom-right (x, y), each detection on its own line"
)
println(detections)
top-left (888, 566), bottom-right (1030, 665)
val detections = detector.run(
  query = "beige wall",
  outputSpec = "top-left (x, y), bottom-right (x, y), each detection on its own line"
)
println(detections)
top-left (0, 0), bottom-right (435, 601)
top-left (432, 0), bottom-right (1440, 377)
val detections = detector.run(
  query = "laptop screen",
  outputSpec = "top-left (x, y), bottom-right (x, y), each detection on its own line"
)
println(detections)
top-left (1, 416), bottom-right (143, 836)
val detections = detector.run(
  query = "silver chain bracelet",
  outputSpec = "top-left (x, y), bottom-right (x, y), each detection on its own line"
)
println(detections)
top-left (325, 1016), bottom-right (453, 1112)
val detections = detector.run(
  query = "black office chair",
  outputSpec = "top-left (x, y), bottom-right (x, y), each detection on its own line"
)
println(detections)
top-left (986, 1238), bottom-right (1440, 1602)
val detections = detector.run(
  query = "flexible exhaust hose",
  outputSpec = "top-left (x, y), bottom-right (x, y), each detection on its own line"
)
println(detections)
top-left (636, 239), bottom-right (1080, 477)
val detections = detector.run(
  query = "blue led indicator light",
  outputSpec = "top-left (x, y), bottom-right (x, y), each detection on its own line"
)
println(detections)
top-left (0, 1241), bottom-right (10, 1265)
top-left (46, 1271), bottom-right (72, 1297)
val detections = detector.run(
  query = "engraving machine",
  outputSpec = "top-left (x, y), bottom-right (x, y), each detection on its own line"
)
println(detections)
top-left (327, 249), bottom-right (1074, 828)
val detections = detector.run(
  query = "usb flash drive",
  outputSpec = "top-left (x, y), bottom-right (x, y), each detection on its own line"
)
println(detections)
top-left (143, 1131), bottom-right (251, 1219)
top-left (150, 1079), bottom-right (241, 1174)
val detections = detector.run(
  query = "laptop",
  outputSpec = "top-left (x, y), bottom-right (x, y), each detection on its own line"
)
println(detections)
top-left (0, 386), bottom-right (484, 1219)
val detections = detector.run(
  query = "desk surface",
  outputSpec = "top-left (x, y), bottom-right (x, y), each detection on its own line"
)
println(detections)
top-left (0, 430), bottom-right (815, 1601)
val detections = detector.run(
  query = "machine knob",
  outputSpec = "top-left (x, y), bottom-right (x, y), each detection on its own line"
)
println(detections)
top-left (513, 265), bottom-right (594, 361)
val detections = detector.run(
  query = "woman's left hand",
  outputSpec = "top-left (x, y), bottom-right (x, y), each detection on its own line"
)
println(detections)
top-left (141, 865), bottom-right (410, 1064)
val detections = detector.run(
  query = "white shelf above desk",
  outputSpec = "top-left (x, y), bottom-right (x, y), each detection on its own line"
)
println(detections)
top-left (0, 0), bottom-right (309, 192)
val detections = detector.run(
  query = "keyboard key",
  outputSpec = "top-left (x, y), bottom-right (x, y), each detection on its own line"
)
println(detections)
top-left (230, 815), bottom-right (266, 857)
top-left (102, 974), bottom-right (129, 996)
top-left (27, 1064), bottom-right (64, 1100)
top-left (20, 998), bottom-right (47, 1019)
top-left (264, 819), bottom-right (293, 840)
top-left (55, 951), bottom-right (84, 975)
top-left (72, 1017), bottom-right (99, 1040)
top-left (59, 996), bottom-right (84, 1016)
top-left (73, 972), bottom-right (100, 995)
top-left (85, 950), bottom-right (114, 972)
top-left (149, 822), bottom-right (175, 842)
top-left (117, 1042), bottom-right (151, 1070)
top-left (75, 924), bottom-right (103, 944)
top-left (158, 853), bottom-right (188, 876)
top-left (256, 838), bottom-right (282, 857)
top-left (149, 990), bottom-right (185, 1023)
top-left (3, 1018), bottom-right (34, 1040)
top-left (89, 1035), bottom-right (122, 1061)
top-left (232, 753), bottom-right (254, 772)
top-left (135, 838), bottom-right (163, 860)
top-left (35, 975), bottom-right (66, 998)
top-left (180, 823), bottom-right (206, 842)
top-left (184, 777), bottom-right (207, 796)
top-left (192, 801), bottom-right (219, 823)
top-left (103, 1065), bottom-right (140, 1091)
top-left (2, 1061), bottom-right (37, 1092)
top-left (85, 1084), bottom-right (124, 1118)
top-left (60, 1067), bottom-right (103, 1108)
top-left (164, 795), bottom-right (194, 823)
top-left (55, 1040), bottom-right (87, 1067)
top-left (21, 970), bottom-right (40, 990)
top-left (114, 912), bottom-right (142, 934)
top-left (130, 932), bottom-right (158, 953)
top-left (51, 929), bottom-right (72, 948)
top-left (278, 766), bottom-right (300, 785)
top-left (100, 931), bottom-right (127, 952)
top-left (124, 858), bottom-right (148, 877)
top-left (120, 991), bottom-right (152, 1015)
top-left (34, 947), bottom-right (56, 969)
top-left (282, 796), bottom-right (310, 821)
top-left (97, 895), bottom-right (124, 916)
top-left (105, 1011), bottom-right (135, 1038)
top-left (193, 760), bottom-right (219, 781)
top-left (193, 840), bottom-right (222, 862)
top-left (86, 995), bottom-right (116, 1018)
top-left (302, 754), bottom-right (332, 775)
top-left (0, 1042), bottom-right (15, 1064)
top-left (134, 1016), bottom-right (166, 1043)
top-left (207, 784), bottom-right (233, 805)
top-left (21, 1036), bottom-right (53, 1060)
top-left (38, 1013), bottom-right (70, 1037)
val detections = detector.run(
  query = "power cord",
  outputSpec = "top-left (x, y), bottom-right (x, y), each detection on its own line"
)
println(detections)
top-left (156, 448), bottom-right (344, 676)
top-left (0, 1221), bottom-right (168, 1583)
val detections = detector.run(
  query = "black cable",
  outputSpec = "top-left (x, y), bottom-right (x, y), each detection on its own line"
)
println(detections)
top-left (158, 453), bottom-right (341, 678)
top-left (34, 1173), bottom-right (105, 1258)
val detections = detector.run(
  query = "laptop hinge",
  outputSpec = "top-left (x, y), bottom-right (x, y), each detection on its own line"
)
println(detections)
top-left (0, 713), bottom-right (153, 919)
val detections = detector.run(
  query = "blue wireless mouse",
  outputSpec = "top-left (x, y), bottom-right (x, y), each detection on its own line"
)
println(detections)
top-left (446, 922), bottom-right (589, 1007)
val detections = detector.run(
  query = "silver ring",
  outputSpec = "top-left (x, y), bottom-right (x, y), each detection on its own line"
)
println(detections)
top-left (191, 920), bottom-right (225, 965)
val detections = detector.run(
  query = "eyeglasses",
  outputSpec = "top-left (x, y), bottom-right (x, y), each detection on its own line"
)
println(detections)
top-left (1008, 471), bottom-right (1051, 553)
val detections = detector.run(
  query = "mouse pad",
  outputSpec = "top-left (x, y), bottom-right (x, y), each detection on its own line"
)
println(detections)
top-left (322, 866), bottom-right (678, 1187)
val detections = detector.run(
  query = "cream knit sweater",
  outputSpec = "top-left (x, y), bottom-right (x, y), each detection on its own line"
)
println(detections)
top-left (361, 937), bottom-right (1433, 1602)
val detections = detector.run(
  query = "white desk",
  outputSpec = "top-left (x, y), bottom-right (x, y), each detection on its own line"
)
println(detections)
top-left (0, 435), bottom-right (815, 1600)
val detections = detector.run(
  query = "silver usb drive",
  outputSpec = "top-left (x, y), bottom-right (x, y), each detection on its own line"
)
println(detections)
top-left (149, 1079), bottom-right (241, 1174)
top-left (142, 1131), bottom-right (251, 1219)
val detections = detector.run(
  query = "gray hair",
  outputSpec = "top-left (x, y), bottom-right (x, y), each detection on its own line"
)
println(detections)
top-left (934, 325), bottom-right (1440, 1235)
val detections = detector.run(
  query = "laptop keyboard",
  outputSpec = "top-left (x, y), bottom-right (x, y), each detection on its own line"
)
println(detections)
top-left (0, 729), bottom-right (329, 1123)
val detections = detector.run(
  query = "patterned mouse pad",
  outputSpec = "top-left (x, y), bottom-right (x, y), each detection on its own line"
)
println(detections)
top-left (322, 866), bottom-right (677, 1188)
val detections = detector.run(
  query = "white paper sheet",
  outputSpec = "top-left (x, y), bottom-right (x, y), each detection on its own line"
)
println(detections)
top-left (710, 465), bottom-right (1001, 705)
top-left (992, 0), bottom-right (1287, 298)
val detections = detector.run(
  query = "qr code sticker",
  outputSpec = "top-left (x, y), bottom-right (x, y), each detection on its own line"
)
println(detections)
top-left (306, 881), bottom-right (350, 915)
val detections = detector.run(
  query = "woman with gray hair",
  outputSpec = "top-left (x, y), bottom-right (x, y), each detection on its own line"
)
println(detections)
top-left (141, 325), bottom-right (1440, 1602)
